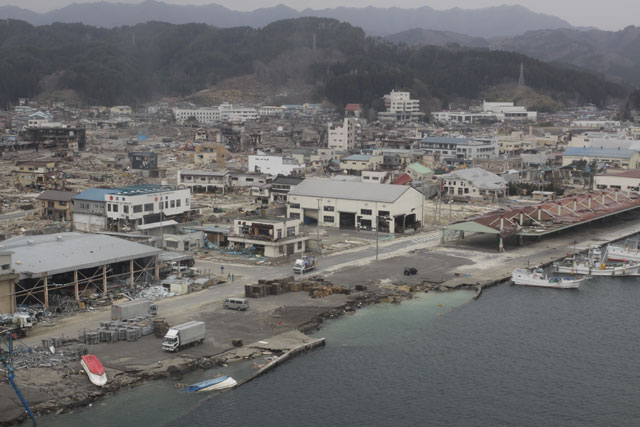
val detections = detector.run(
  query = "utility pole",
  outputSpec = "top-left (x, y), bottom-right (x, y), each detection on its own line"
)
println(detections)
top-left (317, 198), bottom-right (320, 243)
top-left (376, 215), bottom-right (379, 261)
top-left (160, 192), bottom-right (164, 250)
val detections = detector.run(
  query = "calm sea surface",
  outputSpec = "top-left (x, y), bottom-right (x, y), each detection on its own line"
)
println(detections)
top-left (33, 277), bottom-right (640, 427)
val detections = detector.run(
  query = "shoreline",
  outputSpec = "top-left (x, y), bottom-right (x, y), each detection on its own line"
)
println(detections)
top-left (4, 218), bottom-right (640, 426)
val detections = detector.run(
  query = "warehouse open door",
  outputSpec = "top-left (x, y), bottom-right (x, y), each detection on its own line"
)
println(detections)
top-left (339, 212), bottom-right (356, 229)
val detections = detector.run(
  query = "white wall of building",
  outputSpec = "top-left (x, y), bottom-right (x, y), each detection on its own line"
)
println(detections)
top-left (288, 188), bottom-right (423, 231)
top-left (72, 213), bottom-right (107, 233)
top-left (105, 188), bottom-right (191, 222)
top-left (248, 155), bottom-right (302, 176)
top-left (328, 118), bottom-right (358, 150)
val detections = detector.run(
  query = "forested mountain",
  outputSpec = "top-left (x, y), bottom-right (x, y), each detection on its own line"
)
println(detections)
top-left (386, 25), bottom-right (640, 88)
top-left (0, 18), bottom-right (627, 108)
top-left (384, 29), bottom-right (490, 48)
top-left (493, 27), bottom-right (640, 86)
top-left (0, 1), bottom-right (573, 37)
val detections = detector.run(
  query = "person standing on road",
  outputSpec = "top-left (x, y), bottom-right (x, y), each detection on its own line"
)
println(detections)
top-left (220, 265), bottom-right (224, 275)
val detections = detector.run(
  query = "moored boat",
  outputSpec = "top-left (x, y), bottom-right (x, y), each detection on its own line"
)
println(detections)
top-left (181, 375), bottom-right (237, 392)
top-left (554, 246), bottom-right (640, 277)
top-left (606, 240), bottom-right (640, 262)
top-left (511, 268), bottom-right (582, 289)
top-left (81, 354), bottom-right (107, 387)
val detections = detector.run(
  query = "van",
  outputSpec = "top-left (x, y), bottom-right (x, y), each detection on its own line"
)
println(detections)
top-left (223, 298), bottom-right (249, 311)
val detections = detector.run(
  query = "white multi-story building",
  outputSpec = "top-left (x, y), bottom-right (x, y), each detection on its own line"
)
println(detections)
top-left (571, 120), bottom-right (621, 129)
top-left (432, 102), bottom-right (537, 123)
top-left (482, 101), bottom-right (537, 121)
top-left (258, 106), bottom-right (286, 116)
top-left (248, 155), bottom-right (303, 176)
top-left (440, 168), bottom-right (507, 201)
top-left (104, 185), bottom-right (191, 232)
top-left (218, 103), bottom-right (258, 122)
top-left (420, 136), bottom-right (499, 163)
top-left (228, 216), bottom-right (308, 257)
top-left (173, 107), bottom-right (221, 125)
top-left (178, 170), bottom-right (231, 194)
top-left (378, 90), bottom-right (425, 122)
top-left (328, 118), bottom-right (358, 150)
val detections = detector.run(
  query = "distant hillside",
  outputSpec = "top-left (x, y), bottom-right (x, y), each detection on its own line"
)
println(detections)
top-left (0, 18), bottom-right (626, 109)
top-left (492, 26), bottom-right (640, 86)
top-left (384, 29), bottom-right (490, 48)
top-left (0, 1), bottom-right (573, 37)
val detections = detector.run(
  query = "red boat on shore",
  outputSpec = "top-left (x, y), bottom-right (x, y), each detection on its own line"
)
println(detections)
top-left (81, 354), bottom-right (107, 386)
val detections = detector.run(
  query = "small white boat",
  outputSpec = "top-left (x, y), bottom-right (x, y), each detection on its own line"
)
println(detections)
top-left (511, 269), bottom-right (582, 289)
top-left (81, 354), bottom-right (107, 387)
top-left (181, 376), bottom-right (237, 392)
top-left (606, 240), bottom-right (640, 262)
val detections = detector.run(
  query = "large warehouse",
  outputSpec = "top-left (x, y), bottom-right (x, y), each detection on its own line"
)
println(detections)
top-left (0, 232), bottom-right (162, 313)
top-left (287, 178), bottom-right (424, 233)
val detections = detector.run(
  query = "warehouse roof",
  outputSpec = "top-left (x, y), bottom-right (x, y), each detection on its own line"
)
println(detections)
top-left (35, 190), bottom-right (79, 202)
top-left (0, 232), bottom-right (162, 278)
top-left (564, 147), bottom-right (636, 159)
top-left (179, 170), bottom-right (229, 176)
top-left (421, 136), bottom-right (470, 145)
top-left (441, 168), bottom-right (506, 190)
top-left (289, 178), bottom-right (412, 203)
top-left (342, 154), bottom-right (373, 162)
top-left (73, 188), bottom-right (117, 202)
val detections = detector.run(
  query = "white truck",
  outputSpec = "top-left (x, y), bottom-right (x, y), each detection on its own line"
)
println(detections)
top-left (13, 313), bottom-right (33, 329)
top-left (111, 299), bottom-right (157, 321)
top-left (293, 255), bottom-right (317, 274)
top-left (162, 321), bottom-right (206, 352)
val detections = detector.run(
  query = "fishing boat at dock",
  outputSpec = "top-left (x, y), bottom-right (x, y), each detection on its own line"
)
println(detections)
top-left (180, 375), bottom-right (237, 392)
top-left (554, 247), bottom-right (640, 277)
top-left (606, 239), bottom-right (640, 262)
top-left (81, 354), bottom-right (107, 387)
top-left (511, 269), bottom-right (583, 289)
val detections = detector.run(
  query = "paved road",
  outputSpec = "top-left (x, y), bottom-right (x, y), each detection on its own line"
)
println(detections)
top-left (0, 210), bottom-right (35, 221)
top-left (22, 229), bottom-right (442, 346)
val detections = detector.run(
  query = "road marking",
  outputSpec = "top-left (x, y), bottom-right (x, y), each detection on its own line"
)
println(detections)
top-left (412, 233), bottom-right (439, 244)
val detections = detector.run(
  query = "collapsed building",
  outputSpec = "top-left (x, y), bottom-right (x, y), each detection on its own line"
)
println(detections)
top-left (0, 232), bottom-right (162, 313)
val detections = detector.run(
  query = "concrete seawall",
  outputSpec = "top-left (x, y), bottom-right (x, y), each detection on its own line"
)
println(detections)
top-left (442, 218), bottom-right (640, 300)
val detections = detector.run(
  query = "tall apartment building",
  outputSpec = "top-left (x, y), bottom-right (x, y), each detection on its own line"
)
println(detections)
top-left (378, 91), bottom-right (425, 122)
top-left (328, 118), bottom-right (358, 150)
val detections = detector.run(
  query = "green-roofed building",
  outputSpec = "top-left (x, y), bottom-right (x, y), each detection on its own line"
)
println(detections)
top-left (405, 163), bottom-right (433, 181)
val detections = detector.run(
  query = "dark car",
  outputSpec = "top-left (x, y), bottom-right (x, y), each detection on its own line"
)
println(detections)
top-left (404, 267), bottom-right (418, 276)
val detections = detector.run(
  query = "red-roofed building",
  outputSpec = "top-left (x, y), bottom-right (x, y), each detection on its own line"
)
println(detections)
top-left (392, 173), bottom-right (413, 186)
top-left (344, 103), bottom-right (362, 118)
top-left (594, 169), bottom-right (640, 191)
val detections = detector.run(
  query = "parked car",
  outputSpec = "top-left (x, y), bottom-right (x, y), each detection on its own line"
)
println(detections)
top-left (404, 267), bottom-right (418, 276)
top-left (223, 298), bottom-right (249, 311)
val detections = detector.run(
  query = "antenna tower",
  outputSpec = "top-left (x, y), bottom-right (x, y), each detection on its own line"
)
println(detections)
top-left (518, 63), bottom-right (525, 88)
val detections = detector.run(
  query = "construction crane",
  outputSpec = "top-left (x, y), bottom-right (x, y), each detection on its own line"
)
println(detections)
top-left (0, 328), bottom-right (37, 426)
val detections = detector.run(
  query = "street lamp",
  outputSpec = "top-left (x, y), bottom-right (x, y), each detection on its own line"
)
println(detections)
top-left (376, 215), bottom-right (391, 261)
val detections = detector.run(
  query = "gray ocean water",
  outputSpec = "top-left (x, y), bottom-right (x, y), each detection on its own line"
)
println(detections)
top-left (32, 277), bottom-right (640, 427)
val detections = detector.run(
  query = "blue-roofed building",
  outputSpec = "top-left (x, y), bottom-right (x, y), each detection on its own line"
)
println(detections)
top-left (562, 147), bottom-right (640, 169)
top-left (73, 188), bottom-right (118, 232)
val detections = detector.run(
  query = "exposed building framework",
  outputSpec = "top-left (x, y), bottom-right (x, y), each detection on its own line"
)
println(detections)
top-left (444, 189), bottom-right (640, 251)
top-left (0, 233), bottom-right (162, 312)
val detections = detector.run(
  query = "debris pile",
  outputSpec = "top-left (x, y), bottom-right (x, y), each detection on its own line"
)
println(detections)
top-left (138, 285), bottom-right (174, 300)
top-left (245, 277), bottom-right (350, 299)
top-left (7, 344), bottom-right (88, 370)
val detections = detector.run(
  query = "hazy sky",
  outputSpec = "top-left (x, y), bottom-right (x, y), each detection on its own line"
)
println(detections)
top-left (3, 0), bottom-right (638, 31)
